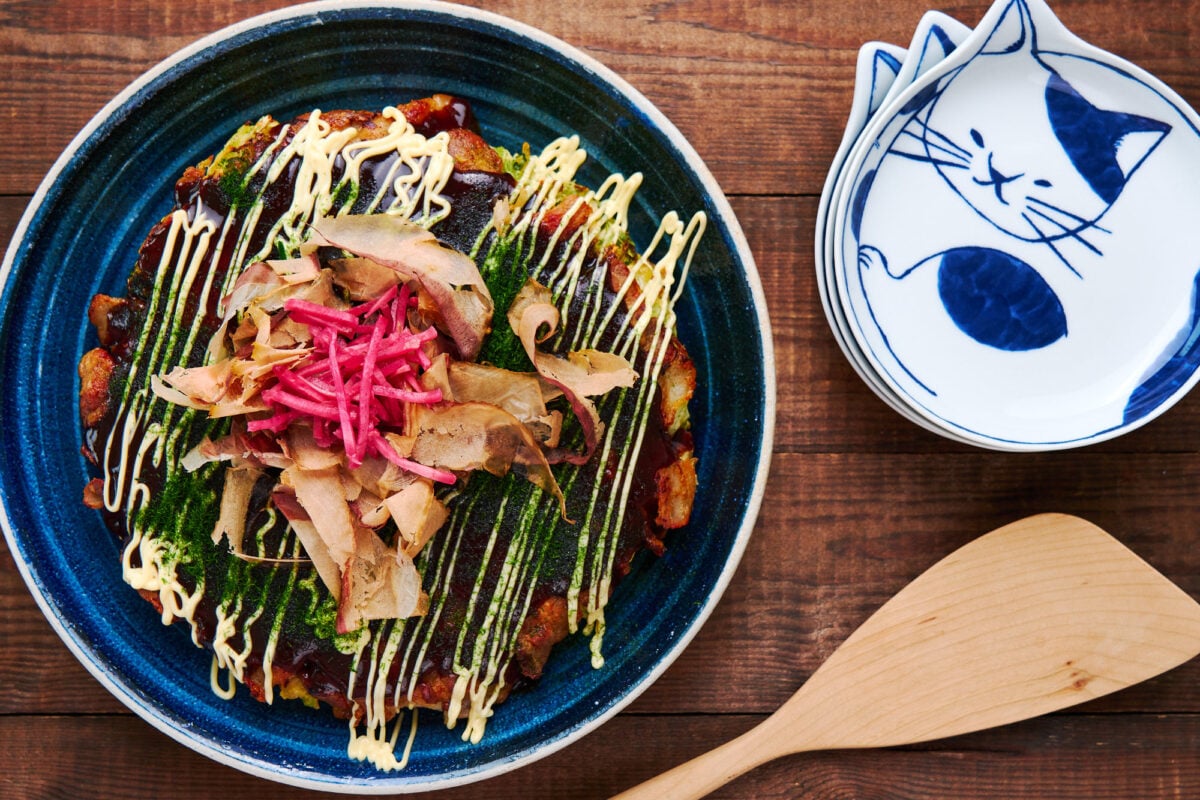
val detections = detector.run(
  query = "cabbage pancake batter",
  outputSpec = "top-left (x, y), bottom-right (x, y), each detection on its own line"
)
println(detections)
top-left (77, 94), bottom-right (701, 770)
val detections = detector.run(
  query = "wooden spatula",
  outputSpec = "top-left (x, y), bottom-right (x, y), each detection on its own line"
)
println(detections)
top-left (613, 513), bottom-right (1200, 799)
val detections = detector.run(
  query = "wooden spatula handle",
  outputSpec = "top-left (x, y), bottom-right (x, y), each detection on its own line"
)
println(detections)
top-left (611, 713), bottom-right (796, 800)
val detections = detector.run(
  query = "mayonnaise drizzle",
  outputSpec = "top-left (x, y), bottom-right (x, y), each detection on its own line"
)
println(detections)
top-left (99, 112), bottom-right (704, 771)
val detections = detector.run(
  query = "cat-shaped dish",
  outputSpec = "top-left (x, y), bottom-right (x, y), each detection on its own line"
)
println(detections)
top-left (816, 15), bottom-right (971, 441)
top-left (833, 0), bottom-right (1200, 450)
top-left (815, 40), bottom-right (913, 425)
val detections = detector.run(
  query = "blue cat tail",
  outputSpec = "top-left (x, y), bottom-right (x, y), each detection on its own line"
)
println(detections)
top-left (1124, 267), bottom-right (1200, 424)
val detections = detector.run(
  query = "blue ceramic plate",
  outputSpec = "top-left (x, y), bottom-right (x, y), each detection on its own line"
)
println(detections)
top-left (0, 1), bottom-right (773, 792)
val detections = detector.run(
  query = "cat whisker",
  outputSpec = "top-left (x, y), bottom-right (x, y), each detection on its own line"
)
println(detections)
top-left (1025, 206), bottom-right (1104, 256)
top-left (906, 115), bottom-right (972, 160)
top-left (1022, 212), bottom-right (1083, 278)
top-left (1025, 195), bottom-right (1112, 235)
top-left (896, 128), bottom-right (971, 166)
top-left (886, 148), bottom-right (970, 170)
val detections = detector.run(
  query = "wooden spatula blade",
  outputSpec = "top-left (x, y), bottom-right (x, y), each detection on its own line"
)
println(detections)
top-left (612, 513), bottom-right (1200, 800)
top-left (781, 513), bottom-right (1200, 751)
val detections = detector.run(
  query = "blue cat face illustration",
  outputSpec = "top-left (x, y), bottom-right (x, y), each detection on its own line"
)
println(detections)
top-left (890, 63), bottom-right (1170, 270)
top-left (841, 0), bottom-right (1200, 444)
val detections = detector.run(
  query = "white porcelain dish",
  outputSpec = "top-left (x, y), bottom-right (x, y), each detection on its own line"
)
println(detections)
top-left (831, 0), bottom-right (1200, 449)
top-left (815, 15), bottom-right (975, 442)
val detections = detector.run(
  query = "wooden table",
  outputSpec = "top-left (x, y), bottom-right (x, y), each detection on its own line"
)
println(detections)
top-left (5, 1), bottom-right (1200, 797)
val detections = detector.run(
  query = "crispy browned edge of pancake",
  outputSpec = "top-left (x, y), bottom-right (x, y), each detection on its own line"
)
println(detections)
top-left (78, 94), bottom-right (699, 720)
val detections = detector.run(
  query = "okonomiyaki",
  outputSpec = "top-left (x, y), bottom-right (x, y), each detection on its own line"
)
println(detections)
top-left (77, 93), bottom-right (701, 769)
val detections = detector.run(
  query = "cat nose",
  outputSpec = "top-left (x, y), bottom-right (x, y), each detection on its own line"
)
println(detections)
top-left (971, 154), bottom-right (1023, 205)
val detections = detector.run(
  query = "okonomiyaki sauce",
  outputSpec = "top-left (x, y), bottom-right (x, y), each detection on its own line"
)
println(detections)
top-left (82, 96), bottom-right (703, 769)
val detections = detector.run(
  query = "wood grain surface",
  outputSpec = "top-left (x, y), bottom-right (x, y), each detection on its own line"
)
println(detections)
top-left (4, 1), bottom-right (1200, 798)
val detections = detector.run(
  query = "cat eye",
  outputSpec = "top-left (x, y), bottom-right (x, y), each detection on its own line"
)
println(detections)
top-left (1034, 179), bottom-right (1052, 187)
top-left (970, 128), bottom-right (985, 147)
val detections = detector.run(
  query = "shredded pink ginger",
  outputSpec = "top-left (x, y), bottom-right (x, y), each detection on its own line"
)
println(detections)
top-left (245, 284), bottom-right (455, 484)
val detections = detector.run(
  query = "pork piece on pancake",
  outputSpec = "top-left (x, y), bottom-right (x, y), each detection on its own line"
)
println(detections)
top-left (77, 94), bottom-right (699, 762)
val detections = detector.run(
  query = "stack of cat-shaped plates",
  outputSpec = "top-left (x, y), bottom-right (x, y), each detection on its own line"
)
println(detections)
top-left (817, 0), bottom-right (1200, 451)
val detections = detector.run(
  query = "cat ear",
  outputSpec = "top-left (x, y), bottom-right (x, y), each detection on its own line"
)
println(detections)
top-left (1046, 72), bottom-right (1171, 204)
top-left (908, 11), bottom-right (970, 76)
top-left (868, 47), bottom-right (904, 114)
top-left (921, 24), bottom-right (959, 66)
top-left (848, 42), bottom-right (904, 127)
top-left (979, 0), bottom-right (1036, 55)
